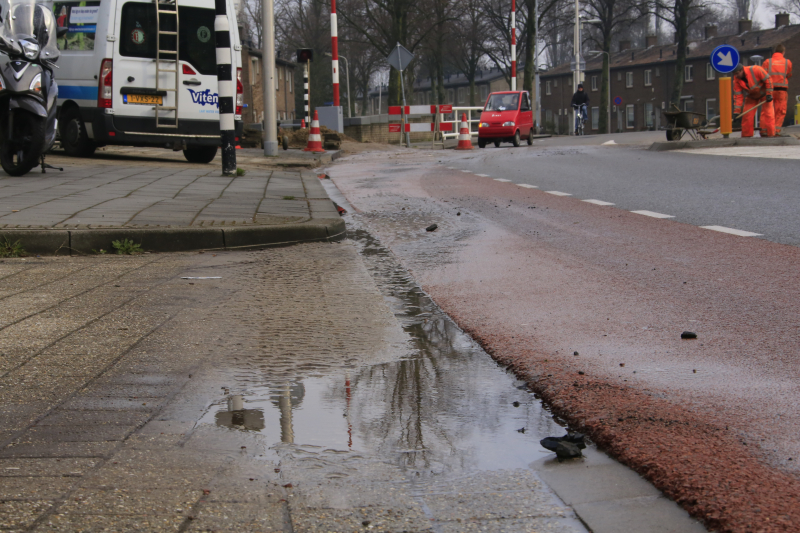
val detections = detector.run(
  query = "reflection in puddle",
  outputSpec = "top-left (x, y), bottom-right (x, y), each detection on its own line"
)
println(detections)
top-left (200, 221), bottom-right (567, 476)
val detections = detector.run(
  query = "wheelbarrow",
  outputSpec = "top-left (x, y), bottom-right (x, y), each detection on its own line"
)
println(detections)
top-left (662, 104), bottom-right (718, 141)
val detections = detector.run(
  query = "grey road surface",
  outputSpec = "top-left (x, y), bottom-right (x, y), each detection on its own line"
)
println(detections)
top-left (447, 143), bottom-right (800, 246)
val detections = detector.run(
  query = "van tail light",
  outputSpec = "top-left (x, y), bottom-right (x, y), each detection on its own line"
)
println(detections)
top-left (182, 63), bottom-right (197, 75)
top-left (236, 67), bottom-right (243, 115)
top-left (98, 59), bottom-right (113, 108)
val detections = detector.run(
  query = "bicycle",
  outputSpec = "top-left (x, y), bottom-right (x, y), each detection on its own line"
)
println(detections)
top-left (572, 104), bottom-right (587, 136)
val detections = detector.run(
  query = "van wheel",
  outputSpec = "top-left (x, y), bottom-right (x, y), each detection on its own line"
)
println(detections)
top-left (512, 130), bottom-right (521, 147)
top-left (478, 138), bottom-right (486, 148)
top-left (183, 146), bottom-right (218, 164)
top-left (527, 132), bottom-right (533, 145)
top-left (59, 108), bottom-right (96, 157)
top-left (493, 139), bottom-right (501, 148)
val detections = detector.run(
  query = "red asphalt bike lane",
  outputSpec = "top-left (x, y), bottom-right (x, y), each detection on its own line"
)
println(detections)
top-left (330, 151), bottom-right (800, 533)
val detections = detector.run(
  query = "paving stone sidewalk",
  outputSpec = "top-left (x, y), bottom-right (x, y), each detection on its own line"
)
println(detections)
top-left (0, 158), bottom-right (343, 254)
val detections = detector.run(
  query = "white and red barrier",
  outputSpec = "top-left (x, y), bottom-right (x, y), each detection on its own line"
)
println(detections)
top-left (388, 104), bottom-right (454, 141)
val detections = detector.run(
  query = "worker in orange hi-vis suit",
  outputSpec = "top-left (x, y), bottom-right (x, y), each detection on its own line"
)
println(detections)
top-left (732, 63), bottom-right (775, 137)
top-left (763, 43), bottom-right (793, 135)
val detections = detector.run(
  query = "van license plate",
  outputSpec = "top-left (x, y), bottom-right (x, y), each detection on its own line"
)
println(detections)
top-left (124, 94), bottom-right (163, 105)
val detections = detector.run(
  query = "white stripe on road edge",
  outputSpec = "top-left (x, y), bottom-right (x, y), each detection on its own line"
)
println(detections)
top-left (700, 225), bottom-right (762, 237)
top-left (494, 178), bottom-right (512, 182)
top-left (631, 210), bottom-right (674, 219)
top-left (602, 140), bottom-right (617, 145)
top-left (461, 170), bottom-right (473, 173)
top-left (546, 191), bottom-right (572, 196)
top-left (476, 174), bottom-right (490, 177)
top-left (517, 184), bottom-right (538, 189)
top-left (583, 199), bottom-right (615, 206)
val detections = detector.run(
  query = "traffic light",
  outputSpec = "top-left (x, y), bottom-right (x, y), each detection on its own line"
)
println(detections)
top-left (296, 49), bottom-right (314, 63)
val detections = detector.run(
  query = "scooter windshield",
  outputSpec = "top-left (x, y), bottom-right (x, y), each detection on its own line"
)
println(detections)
top-left (0, 0), bottom-right (59, 61)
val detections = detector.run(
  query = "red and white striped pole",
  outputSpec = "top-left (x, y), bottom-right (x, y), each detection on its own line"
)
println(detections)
top-left (511, 0), bottom-right (517, 91)
top-left (330, 0), bottom-right (340, 106)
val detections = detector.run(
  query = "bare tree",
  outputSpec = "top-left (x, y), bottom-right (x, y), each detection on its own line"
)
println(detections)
top-left (447, 0), bottom-right (486, 105)
top-left (583, 0), bottom-right (646, 132)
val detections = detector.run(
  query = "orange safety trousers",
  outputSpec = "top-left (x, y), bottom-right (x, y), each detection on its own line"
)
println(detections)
top-left (741, 97), bottom-right (775, 137)
top-left (773, 90), bottom-right (789, 133)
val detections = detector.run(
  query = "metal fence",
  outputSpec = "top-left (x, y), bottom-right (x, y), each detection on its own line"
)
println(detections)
top-left (440, 106), bottom-right (484, 139)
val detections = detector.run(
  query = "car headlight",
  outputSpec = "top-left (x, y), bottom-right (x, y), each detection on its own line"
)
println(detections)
top-left (479, 122), bottom-right (489, 128)
top-left (21, 40), bottom-right (39, 60)
top-left (29, 73), bottom-right (41, 93)
top-left (503, 121), bottom-right (515, 127)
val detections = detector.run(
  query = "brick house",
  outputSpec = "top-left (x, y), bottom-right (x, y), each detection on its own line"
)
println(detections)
top-left (540, 14), bottom-right (800, 134)
top-left (240, 45), bottom-right (297, 125)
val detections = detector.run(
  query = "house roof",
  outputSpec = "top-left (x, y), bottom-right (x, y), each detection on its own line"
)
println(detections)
top-left (541, 23), bottom-right (800, 77)
top-left (242, 46), bottom-right (296, 68)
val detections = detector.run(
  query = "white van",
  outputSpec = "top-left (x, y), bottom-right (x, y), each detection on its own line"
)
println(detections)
top-left (48, 0), bottom-right (243, 163)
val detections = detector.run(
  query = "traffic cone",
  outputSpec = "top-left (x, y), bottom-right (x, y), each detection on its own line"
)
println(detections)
top-left (455, 113), bottom-right (473, 150)
top-left (301, 119), bottom-right (306, 128)
top-left (303, 110), bottom-right (325, 153)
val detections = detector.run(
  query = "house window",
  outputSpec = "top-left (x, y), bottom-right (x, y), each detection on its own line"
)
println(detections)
top-left (289, 75), bottom-right (293, 92)
top-left (685, 64), bottom-right (693, 81)
top-left (480, 85), bottom-right (488, 101)
top-left (617, 72), bottom-right (622, 81)
top-left (626, 72), bottom-right (633, 88)
top-left (706, 63), bottom-right (715, 80)
top-left (279, 66), bottom-right (282, 80)
top-left (447, 89), bottom-right (454, 103)
top-left (645, 102), bottom-right (654, 128)
top-left (546, 109), bottom-right (552, 123)
top-left (546, 81), bottom-right (551, 95)
top-left (626, 104), bottom-right (635, 128)
top-left (644, 70), bottom-right (652, 86)
top-left (706, 98), bottom-right (717, 119)
top-left (591, 76), bottom-right (598, 91)
top-left (683, 99), bottom-right (694, 112)
top-left (558, 108), bottom-right (562, 116)
top-left (655, 67), bottom-right (660, 77)
top-left (592, 106), bottom-right (599, 129)
top-left (458, 87), bottom-right (466, 103)
top-left (554, 79), bottom-right (558, 87)
top-left (567, 77), bottom-right (572, 86)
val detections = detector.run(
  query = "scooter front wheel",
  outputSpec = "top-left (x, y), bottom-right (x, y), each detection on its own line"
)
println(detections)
top-left (0, 111), bottom-right (46, 176)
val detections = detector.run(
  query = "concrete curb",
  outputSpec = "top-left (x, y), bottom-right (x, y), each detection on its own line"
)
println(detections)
top-left (649, 136), bottom-right (800, 151)
top-left (0, 218), bottom-right (346, 256)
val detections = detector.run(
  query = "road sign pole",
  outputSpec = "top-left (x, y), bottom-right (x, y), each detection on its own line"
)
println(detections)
top-left (720, 77), bottom-right (732, 138)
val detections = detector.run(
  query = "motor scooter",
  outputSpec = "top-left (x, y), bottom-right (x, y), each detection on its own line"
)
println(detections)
top-left (0, 0), bottom-right (65, 175)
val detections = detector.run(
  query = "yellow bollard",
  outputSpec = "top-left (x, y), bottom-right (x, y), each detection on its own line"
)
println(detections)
top-left (795, 95), bottom-right (800, 126)
top-left (720, 77), bottom-right (732, 138)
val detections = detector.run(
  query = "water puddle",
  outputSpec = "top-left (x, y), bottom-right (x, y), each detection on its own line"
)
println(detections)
top-left (196, 218), bottom-right (570, 477)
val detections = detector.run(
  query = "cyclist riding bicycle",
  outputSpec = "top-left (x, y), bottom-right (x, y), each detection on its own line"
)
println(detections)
top-left (571, 84), bottom-right (589, 134)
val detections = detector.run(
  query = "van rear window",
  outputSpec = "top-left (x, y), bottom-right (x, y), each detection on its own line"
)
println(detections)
top-left (54, 1), bottom-right (101, 51)
top-left (119, 2), bottom-right (217, 76)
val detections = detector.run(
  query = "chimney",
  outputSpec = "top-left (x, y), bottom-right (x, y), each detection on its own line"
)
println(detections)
top-left (738, 19), bottom-right (752, 33)
top-left (705, 25), bottom-right (718, 39)
top-left (776, 13), bottom-right (790, 28)
top-left (646, 35), bottom-right (657, 47)
top-left (619, 40), bottom-right (631, 52)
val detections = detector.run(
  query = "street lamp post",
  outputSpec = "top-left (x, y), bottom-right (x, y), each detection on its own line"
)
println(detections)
top-left (589, 50), bottom-right (610, 134)
top-left (326, 52), bottom-right (351, 117)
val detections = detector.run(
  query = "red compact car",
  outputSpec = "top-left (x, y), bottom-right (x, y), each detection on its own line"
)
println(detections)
top-left (477, 91), bottom-right (534, 148)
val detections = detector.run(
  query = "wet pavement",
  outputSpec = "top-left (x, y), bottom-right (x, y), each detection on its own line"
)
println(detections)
top-left (0, 228), bottom-right (593, 531)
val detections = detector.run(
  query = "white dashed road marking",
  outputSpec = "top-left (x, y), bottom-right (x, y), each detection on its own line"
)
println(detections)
top-left (476, 174), bottom-right (490, 177)
top-left (446, 167), bottom-right (456, 169)
top-left (517, 184), bottom-right (538, 189)
top-left (461, 170), bottom-right (473, 173)
top-left (494, 178), bottom-right (512, 182)
top-left (700, 225), bottom-right (762, 237)
top-left (631, 210), bottom-right (675, 219)
top-left (583, 199), bottom-right (615, 206)
top-left (546, 191), bottom-right (572, 196)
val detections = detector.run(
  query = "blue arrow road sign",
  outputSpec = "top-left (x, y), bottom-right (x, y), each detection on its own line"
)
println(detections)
top-left (711, 45), bottom-right (740, 74)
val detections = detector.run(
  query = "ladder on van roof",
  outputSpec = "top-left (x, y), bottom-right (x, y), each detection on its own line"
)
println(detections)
top-left (155, 0), bottom-right (179, 128)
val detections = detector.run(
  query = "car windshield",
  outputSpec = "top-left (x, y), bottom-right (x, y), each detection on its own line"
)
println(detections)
top-left (484, 93), bottom-right (519, 111)
top-left (0, 0), bottom-right (59, 60)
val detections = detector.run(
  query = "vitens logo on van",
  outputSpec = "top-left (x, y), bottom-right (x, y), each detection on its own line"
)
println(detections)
top-left (187, 88), bottom-right (219, 107)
